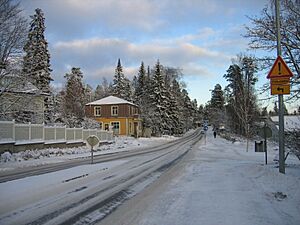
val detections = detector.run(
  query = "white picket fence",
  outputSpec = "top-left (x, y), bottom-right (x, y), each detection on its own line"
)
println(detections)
top-left (0, 120), bottom-right (113, 145)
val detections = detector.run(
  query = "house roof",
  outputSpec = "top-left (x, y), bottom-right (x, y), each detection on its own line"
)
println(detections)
top-left (86, 95), bottom-right (137, 106)
top-left (1, 76), bottom-right (49, 96)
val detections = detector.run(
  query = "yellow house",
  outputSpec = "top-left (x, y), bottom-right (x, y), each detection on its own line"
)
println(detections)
top-left (85, 96), bottom-right (142, 136)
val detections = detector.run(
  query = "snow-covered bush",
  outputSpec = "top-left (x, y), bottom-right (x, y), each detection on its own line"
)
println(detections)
top-left (1, 151), bottom-right (13, 162)
top-left (286, 131), bottom-right (300, 160)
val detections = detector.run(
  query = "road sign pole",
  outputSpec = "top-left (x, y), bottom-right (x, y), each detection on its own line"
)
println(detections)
top-left (264, 123), bottom-right (268, 165)
top-left (275, 0), bottom-right (285, 174)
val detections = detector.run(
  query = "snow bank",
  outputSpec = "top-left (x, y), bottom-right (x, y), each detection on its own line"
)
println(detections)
top-left (0, 136), bottom-right (176, 169)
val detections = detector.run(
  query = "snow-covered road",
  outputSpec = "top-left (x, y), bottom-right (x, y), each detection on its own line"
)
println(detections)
top-left (0, 130), bottom-right (201, 225)
top-left (97, 131), bottom-right (300, 225)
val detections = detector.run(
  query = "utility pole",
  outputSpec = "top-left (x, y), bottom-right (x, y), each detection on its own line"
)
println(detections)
top-left (275, 0), bottom-right (285, 174)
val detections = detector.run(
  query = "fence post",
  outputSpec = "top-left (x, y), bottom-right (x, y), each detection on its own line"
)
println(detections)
top-left (54, 125), bottom-right (57, 141)
top-left (64, 125), bottom-right (67, 140)
top-left (42, 122), bottom-right (45, 140)
top-left (73, 127), bottom-right (76, 141)
top-left (29, 122), bottom-right (31, 141)
top-left (12, 119), bottom-right (15, 141)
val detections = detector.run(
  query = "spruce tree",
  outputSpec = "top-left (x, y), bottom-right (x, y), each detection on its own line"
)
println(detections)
top-left (23, 8), bottom-right (52, 92)
top-left (112, 58), bottom-right (128, 100)
top-left (135, 61), bottom-right (146, 105)
top-left (149, 60), bottom-right (169, 135)
top-left (23, 8), bottom-right (53, 123)
top-left (63, 67), bottom-right (86, 124)
top-left (223, 55), bottom-right (258, 135)
top-left (94, 78), bottom-right (111, 100)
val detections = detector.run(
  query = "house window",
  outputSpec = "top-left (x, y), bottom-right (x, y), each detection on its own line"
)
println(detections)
top-left (99, 122), bottom-right (103, 130)
top-left (94, 106), bottom-right (101, 116)
top-left (132, 106), bottom-right (138, 115)
top-left (111, 121), bottom-right (120, 134)
top-left (128, 105), bottom-right (131, 115)
top-left (111, 106), bottom-right (118, 116)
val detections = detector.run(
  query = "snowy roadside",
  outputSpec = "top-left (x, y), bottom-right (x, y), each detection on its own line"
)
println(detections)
top-left (0, 135), bottom-right (177, 171)
top-left (97, 130), bottom-right (300, 225)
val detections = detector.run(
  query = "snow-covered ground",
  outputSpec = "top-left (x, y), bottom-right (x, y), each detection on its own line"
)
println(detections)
top-left (0, 130), bottom-right (299, 225)
top-left (0, 135), bottom-right (177, 171)
top-left (0, 135), bottom-right (181, 225)
top-left (98, 131), bottom-right (300, 225)
top-left (271, 115), bottom-right (300, 131)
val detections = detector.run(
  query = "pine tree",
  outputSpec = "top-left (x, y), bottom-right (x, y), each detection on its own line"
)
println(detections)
top-left (211, 84), bottom-right (224, 109)
top-left (209, 84), bottom-right (225, 128)
top-left (138, 65), bottom-right (153, 129)
top-left (169, 79), bottom-right (184, 134)
top-left (94, 78), bottom-right (111, 100)
top-left (62, 67), bottom-right (86, 124)
top-left (181, 88), bottom-right (195, 131)
top-left (135, 61), bottom-right (146, 104)
top-left (124, 77), bottom-right (133, 102)
top-left (23, 8), bottom-right (53, 123)
top-left (85, 84), bottom-right (94, 103)
top-left (23, 8), bottom-right (52, 92)
top-left (112, 58), bottom-right (128, 100)
top-left (149, 60), bottom-right (169, 135)
top-left (223, 55), bottom-right (258, 135)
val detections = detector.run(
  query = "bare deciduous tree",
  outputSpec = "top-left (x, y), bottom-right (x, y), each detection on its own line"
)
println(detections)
top-left (245, 0), bottom-right (300, 101)
top-left (0, 0), bottom-right (27, 68)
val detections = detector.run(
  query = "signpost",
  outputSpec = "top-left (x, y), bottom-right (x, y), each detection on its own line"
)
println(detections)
top-left (267, 55), bottom-right (293, 96)
top-left (86, 135), bottom-right (99, 164)
top-left (267, 0), bottom-right (294, 174)
top-left (258, 125), bottom-right (272, 165)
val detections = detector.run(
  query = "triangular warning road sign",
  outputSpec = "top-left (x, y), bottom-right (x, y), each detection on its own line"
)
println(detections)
top-left (267, 56), bottom-right (293, 79)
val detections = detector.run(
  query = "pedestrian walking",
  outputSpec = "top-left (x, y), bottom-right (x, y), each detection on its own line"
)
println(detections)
top-left (213, 131), bottom-right (217, 138)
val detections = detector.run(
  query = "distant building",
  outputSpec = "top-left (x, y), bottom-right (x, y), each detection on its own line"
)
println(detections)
top-left (85, 96), bottom-right (142, 136)
top-left (0, 76), bottom-right (47, 123)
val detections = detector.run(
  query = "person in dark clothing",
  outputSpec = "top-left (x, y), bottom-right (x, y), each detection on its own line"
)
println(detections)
top-left (213, 131), bottom-right (217, 138)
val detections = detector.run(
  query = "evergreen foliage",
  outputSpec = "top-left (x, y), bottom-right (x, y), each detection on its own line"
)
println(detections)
top-left (62, 67), bottom-right (86, 124)
top-left (223, 55), bottom-right (259, 135)
top-left (94, 78), bottom-right (111, 100)
top-left (148, 60), bottom-right (169, 135)
top-left (208, 83), bottom-right (225, 128)
top-left (112, 59), bottom-right (132, 101)
top-left (23, 8), bottom-right (52, 92)
top-left (23, 8), bottom-right (53, 124)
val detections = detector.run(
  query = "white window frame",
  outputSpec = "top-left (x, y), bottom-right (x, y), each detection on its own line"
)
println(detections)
top-left (111, 105), bottom-right (118, 116)
top-left (111, 121), bottom-right (120, 134)
top-left (94, 106), bottom-right (101, 116)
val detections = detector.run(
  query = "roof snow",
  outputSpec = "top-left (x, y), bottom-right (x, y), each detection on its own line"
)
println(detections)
top-left (86, 95), bottom-right (137, 106)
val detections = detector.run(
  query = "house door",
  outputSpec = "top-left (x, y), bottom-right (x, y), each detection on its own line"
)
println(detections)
top-left (134, 122), bottom-right (138, 137)
top-left (104, 123), bottom-right (109, 131)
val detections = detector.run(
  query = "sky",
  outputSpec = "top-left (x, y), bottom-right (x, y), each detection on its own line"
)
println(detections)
top-left (19, 0), bottom-right (271, 106)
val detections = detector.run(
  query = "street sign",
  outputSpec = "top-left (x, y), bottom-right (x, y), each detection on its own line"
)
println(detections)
top-left (271, 83), bottom-right (290, 95)
top-left (86, 135), bottom-right (99, 147)
top-left (86, 135), bottom-right (99, 164)
top-left (270, 78), bottom-right (290, 85)
top-left (267, 56), bottom-right (293, 79)
top-left (258, 126), bottom-right (272, 138)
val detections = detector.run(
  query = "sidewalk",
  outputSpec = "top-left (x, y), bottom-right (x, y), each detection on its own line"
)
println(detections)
top-left (98, 130), bottom-right (300, 225)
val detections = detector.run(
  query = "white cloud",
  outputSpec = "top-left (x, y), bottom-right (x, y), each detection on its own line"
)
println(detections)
top-left (49, 34), bottom-right (234, 91)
